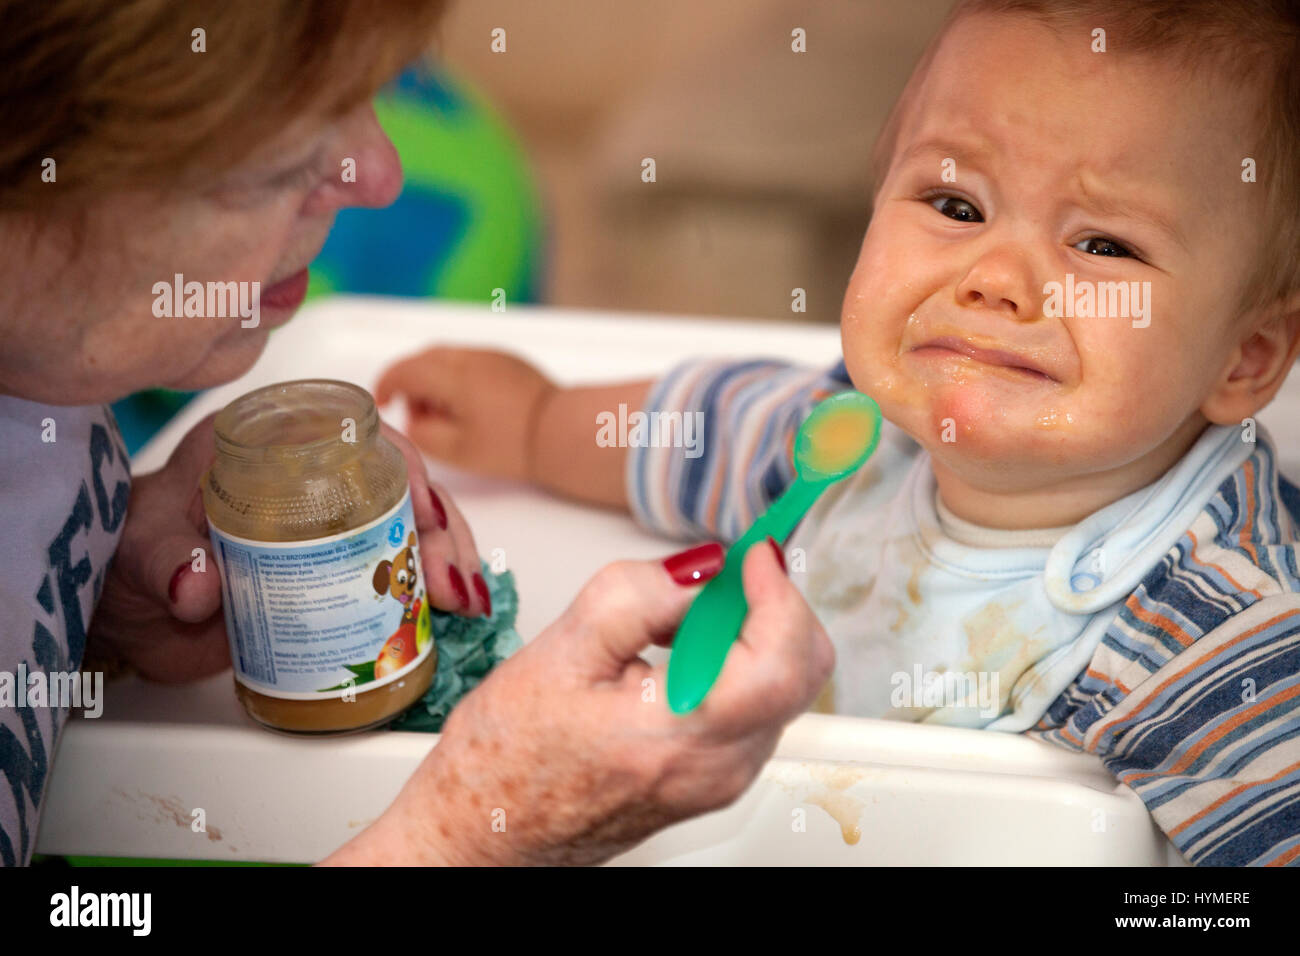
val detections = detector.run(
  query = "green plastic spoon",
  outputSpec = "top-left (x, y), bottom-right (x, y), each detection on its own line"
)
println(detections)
top-left (666, 390), bottom-right (883, 714)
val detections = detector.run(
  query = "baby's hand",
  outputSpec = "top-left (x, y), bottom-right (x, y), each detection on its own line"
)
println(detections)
top-left (375, 346), bottom-right (556, 482)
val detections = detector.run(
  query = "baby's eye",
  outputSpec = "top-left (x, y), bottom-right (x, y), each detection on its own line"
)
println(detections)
top-left (1074, 236), bottom-right (1133, 258)
top-left (929, 194), bottom-right (983, 223)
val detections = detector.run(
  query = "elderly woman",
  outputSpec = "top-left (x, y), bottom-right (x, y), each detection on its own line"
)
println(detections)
top-left (0, 0), bottom-right (832, 866)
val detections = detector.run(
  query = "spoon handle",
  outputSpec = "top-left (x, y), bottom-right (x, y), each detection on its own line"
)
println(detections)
top-left (666, 476), bottom-right (826, 714)
top-left (753, 474), bottom-right (828, 543)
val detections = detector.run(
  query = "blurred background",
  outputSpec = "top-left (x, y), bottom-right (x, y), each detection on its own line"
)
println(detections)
top-left (115, 0), bottom-right (958, 451)
top-left (313, 0), bottom-right (956, 323)
top-left (409, 0), bottom-right (955, 321)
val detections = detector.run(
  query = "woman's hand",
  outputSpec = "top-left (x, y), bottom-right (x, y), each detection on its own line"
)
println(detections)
top-left (85, 412), bottom-right (228, 682)
top-left (375, 346), bottom-right (557, 483)
top-left (325, 540), bottom-right (834, 866)
top-left (87, 410), bottom-right (489, 681)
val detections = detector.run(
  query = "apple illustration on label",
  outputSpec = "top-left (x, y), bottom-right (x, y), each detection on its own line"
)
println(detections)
top-left (375, 624), bottom-right (418, 678)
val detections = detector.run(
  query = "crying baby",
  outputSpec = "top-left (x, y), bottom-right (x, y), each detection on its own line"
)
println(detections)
top-left (380, 0), bottom-right (1300, 866)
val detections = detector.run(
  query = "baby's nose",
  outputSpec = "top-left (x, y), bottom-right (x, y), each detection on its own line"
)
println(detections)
top-left (955, 246), bottom-right (1038, 320)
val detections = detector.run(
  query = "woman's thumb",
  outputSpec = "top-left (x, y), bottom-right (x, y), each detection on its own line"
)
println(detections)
top-left (145, 529), bottom-right (223, 623)
top-left (571, 544), bottom-right (726, 675)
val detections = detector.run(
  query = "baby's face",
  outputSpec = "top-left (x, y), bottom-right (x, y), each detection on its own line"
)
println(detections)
top-left (842, 13), bottom-right (1265, 491)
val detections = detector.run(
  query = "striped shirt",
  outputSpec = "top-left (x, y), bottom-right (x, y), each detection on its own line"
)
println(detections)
top-left (628, 357), bottom-right (1300, 866)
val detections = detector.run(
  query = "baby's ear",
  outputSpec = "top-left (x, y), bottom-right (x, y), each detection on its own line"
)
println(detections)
top-left (1205, 293), bottom-right (1300, 423)
top-left (373, 560), bottom-right (393, 594)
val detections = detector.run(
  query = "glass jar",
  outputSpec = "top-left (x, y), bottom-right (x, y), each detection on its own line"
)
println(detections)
top-left (202, 379), bottom-right (436, 734)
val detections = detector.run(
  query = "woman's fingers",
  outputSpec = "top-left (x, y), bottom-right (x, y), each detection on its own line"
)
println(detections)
top-left (684, 540), bottom-right (834, 738)
top-left (115, 477), bottom-right (221, 623)
top-left (120, 413), bottom-right (223, 621)
top-left (379, 420), bottom-right (486, 617)
top-left (431, 480), bottom-right (491, 617)
top-left (561, 555), bottom-right (719, 680)
top-left (417, 485), bottom-right (474, 615)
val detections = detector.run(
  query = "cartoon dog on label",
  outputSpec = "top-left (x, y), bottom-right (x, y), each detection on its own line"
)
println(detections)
top-left (371, 531), bottom-right (434, 679)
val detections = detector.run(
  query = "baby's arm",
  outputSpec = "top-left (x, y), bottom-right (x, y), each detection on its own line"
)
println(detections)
top-left (531, 380), bottom-right (651, 509)
top-left (376, 347), bottom-right (855, 541)
top-left (620, 356), bottom-right (855, 542)
top-left (375, 346), bottom-right (648, 510)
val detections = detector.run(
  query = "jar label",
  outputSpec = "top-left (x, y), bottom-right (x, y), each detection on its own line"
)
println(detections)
top-left (208, 489), bottom-right (434, 700)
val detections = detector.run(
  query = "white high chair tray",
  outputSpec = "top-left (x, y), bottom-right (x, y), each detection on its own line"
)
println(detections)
top-left (39, 297), bottom-right (1300, 864)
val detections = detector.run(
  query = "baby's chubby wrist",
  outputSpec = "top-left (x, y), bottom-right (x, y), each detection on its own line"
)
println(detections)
top-left (523, 380), bottom-right (560, 487)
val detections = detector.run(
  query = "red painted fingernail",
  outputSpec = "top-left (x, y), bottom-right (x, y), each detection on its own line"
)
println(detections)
top-left (663, 542), bottom-right (725, 586)
top-left (429, 488), bottom-right (448, 530)
top-left (767, 536), bottom-right (787, 573)
top-left (168, 564), bottom-right (189, 604)
top-left (448, 565), bottom-right (470, 609)
top-left (473, 572), bottom-right (492, 618)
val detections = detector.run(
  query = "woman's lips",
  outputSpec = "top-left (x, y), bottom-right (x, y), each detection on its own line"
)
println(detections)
top-left (909, 335), bottom-right (1058, 382)
top-left (261, 268), bottom-right (310, 312)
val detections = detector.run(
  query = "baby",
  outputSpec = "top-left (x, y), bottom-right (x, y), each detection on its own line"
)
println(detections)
top-left (378, 0), bottom-right (1300, 865)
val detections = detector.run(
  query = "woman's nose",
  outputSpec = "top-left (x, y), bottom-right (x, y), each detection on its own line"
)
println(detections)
top-left (307, 104), bottom-right (404, 214)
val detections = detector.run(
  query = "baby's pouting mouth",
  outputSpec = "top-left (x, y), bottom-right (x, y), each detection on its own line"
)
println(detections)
top-left (907, 335), bottom-right (1061, 384)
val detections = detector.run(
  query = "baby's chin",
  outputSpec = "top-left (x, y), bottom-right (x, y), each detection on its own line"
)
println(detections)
top-left (877, 383), bottom-right (1088, 476)
top-left (910, 416), bottom-right (1080, 483)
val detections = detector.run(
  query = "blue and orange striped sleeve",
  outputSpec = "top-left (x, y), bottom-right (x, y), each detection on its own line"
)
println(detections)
top-left (626, 358), bottom-right (853, 542)
top-left (1030, 450), bottom-right (1300, 865)
top-left (1034, 596), bottom-right (1300, 865)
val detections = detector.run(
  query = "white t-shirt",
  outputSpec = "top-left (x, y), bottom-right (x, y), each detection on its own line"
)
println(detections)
top-left (0, 397), bottom-right (130, 865)
top-left (789, 418), bottom-right (1256, 730)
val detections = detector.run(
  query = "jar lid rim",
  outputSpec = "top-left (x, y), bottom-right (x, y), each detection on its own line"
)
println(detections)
top-left (213, 379), bottom-right (378, 461)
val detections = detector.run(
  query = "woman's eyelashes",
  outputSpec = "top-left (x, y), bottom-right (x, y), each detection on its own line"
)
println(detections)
top-left (920, 189), bottom-right (1143, 261)
top-left (208, 156), bottom-right (321, 208)
top-left (267, 157), bottom-right (322, 192)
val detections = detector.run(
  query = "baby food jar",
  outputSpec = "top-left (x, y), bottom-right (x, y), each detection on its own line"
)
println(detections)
top-left (202, 379), bottom-right (436, 734)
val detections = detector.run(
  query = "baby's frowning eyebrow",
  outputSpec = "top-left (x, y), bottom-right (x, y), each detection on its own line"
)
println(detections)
top-left (1070, 177), bottom-right (1187, 252)
top-left (895, 136), bottom-right (1186, 252)
top-left (896, 136), bottom-right (996, 172)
